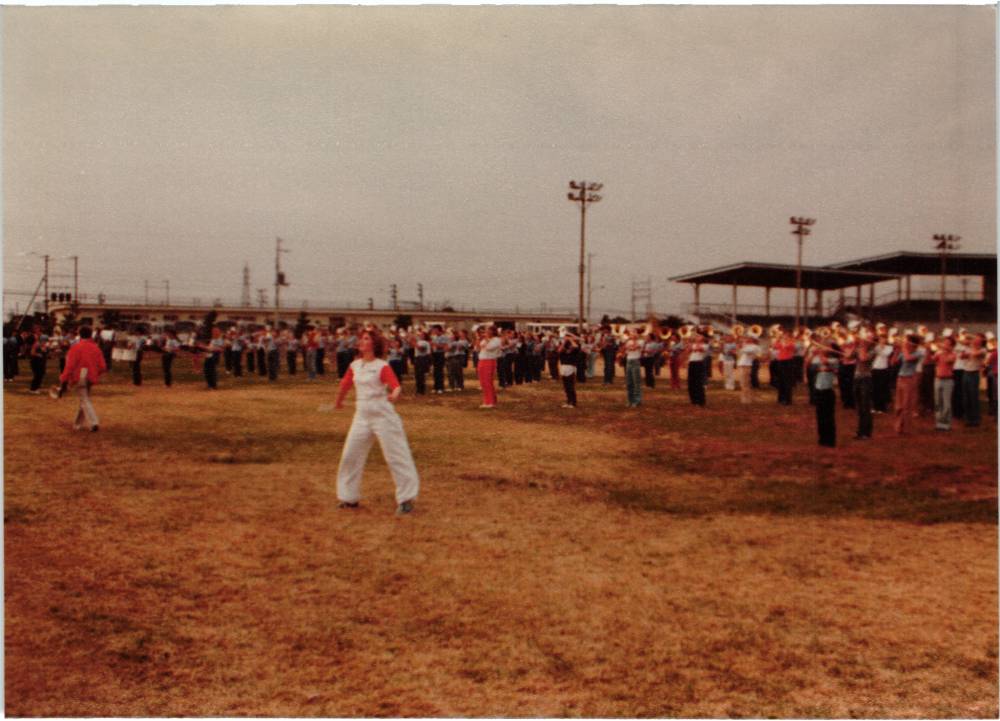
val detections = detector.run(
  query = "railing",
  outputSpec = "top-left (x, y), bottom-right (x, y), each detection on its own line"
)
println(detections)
top-left (684, 301), bottom-right (841, 318)
top-left (2, 289), bottom-right (580, 318)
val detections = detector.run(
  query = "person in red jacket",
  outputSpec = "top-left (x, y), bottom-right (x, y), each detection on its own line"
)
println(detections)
top-left (56, 326), bottom-right (107, 432)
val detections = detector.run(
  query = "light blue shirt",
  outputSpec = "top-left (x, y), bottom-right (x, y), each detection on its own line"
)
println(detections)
top-left (814, 358), bottom-right (839, 391)
top-left (898, 348), bottom-right (925, 378)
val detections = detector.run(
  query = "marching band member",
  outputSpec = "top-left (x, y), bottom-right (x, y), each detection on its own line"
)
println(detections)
top-left (56, 326), bottom-right (106, 432)
top-left (849, 335), bottom-right (875, 440)
top-left (931, 336), bottom-right (957, 431)
top-left (387, 336), bottom-right (405, 383)
top-left (254, 331), bottom-right (267, 377)
top-left (918, 335), bottom-right (936, 417)
top-left (618, 329), bottom-right (643, 408)
top-left (305, 328), bottom-right (319, 381)
top-left (265, 328), bottom-right (280, 382)
top-left (201, 327), bottom-right (225, 390)
top-left (736, 334), bottom-right (761, 404)
top-left (129, 330), bottom-right (146, 387)
top-left (960, 333), bottom-right (987, 428)
top-left (720, 333), bottom-right (737, 391)
top-left (599, 326), bottom-right (618, 385)
top-left (584, 333), bottom-right (598, 380)
top-left (162, 329), bottom-right (180, 387)
top-left (640, 332), bottom-right (662, 389)
top-left (412, 331), bottom-right (431, 395)
top-left (244, 330), bottom-right (255, 374)
top-left (871, 334), bottom-right (894, 413)
top-left (773, 332), bottom-right (796, 406)
top-left (546, 333), bottom-right (560, 381)
top-left (558, 334), bottom-right (581, 408)
top-left (334, 329), bottom-right (419, 515)
top-left (667, 332), bottom-right (684, 390)
top-left (28, 329), bottom-right (49, 394)
top-left (316, 329), bottom-right (328, 376)
top-left (893, 334), bottom-right (925, 436)
top-left (837, 335), bottom-right (856, 409)
top-left (813, 345), bottom-right (839, 447)
top-left (286, 331), bottom-right (299, 375)
top-left (430, 325), bottom-right (448, 394)
top-left (476, 325), bottom-right (501, 408)
top-left (951, 331), bottom-right (968, 421)
top-left (686, 333), bottom-right (708, 407)
top-left (446, 329), bottom-right (464, 392)
top-left (231, 330), bottom-right (244, 377)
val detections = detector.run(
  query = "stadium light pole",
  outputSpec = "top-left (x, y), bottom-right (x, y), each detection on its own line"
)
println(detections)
top-left (568, 180), bottom-right (602, 330)
top-left (789, 217), bottom-right (816, 330)
top-left (933, 233), bottom-right (961, 325)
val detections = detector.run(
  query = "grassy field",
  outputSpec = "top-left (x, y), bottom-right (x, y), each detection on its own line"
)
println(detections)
top-left (4, 359), bottom-right (997, 717)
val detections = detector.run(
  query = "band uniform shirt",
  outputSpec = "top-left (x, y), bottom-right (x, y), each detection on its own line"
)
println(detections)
top-left (897, 348), bottom-right (925, 378)
top-left (814, 357), bottom-right (839, 390)
top-left (737, 343), bottom-right (761, 367)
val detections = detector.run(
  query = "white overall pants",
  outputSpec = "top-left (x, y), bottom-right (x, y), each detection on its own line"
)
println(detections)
top-left (336, 400), bottom-right (419, 505)
top-left (723, 358), bottom-right (736, 390)
top-left (73, 368), bottom-right (99, 430)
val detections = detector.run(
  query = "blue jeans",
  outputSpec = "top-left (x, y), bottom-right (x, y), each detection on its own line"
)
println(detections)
top-left (626, 359), bottom-right (642, 406)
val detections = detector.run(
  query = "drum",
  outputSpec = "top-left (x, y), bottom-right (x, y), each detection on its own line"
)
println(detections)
top-left (112, 348), bottom-right (137, 362)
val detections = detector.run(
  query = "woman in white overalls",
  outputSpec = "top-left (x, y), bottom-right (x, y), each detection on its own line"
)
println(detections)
top-left (334, 329), bottom-right (420, 515)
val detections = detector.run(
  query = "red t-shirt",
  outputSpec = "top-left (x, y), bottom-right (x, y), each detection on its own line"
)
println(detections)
top-left (933, 351), bottom-right (956, 379)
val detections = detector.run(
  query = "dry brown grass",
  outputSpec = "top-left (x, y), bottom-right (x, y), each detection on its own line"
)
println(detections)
top-left (4, 363), bottom-right (997, 717)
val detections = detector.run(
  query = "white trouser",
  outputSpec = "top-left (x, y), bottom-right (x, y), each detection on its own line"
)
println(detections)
top-left (723, 358), bottom-right (736, 390)
top-left (336, 401), bottom-right (419, 505)
top-left (73, 372), bottom-right (99, 430)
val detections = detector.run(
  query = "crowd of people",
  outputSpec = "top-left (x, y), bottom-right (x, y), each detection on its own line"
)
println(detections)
top-left (5, 318), bottom-right (997, 449)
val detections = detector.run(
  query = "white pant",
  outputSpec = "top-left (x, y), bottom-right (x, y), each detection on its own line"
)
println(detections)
top-left (337, 401), bottom-right (419, 505)
top-left (74, 381), bottom-right (99, 430)
top-left (723, 358), bottom-right (736, 390)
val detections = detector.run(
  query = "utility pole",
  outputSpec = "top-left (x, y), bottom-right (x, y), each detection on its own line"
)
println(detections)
top-left (789, 216), bottom-right (816, 330)
top-left (274, 237), bottom-right (290, 328)
top-left (43, 254), bottom-right (50, 314)
top-left (144, 279), bottom-right (149, 305)
top-left (630, 278), bottom-right (652, 322)
top-left (257, 288), bottom-right (268, 308)
top-left (241, 263), bottom-right (251, 307)
top-left (587, 253), bottom-right (594, 323)
top-left (390, 284), bottom-right (398, 310)
top-left (71, 256), bottom-right (78, 302)
top-left (163, 280), bottom-right (170, 306)
top-left (417, 283), bottom-right (424, 311)
top-left (567, 180), bottom-right (603, 330)
top-left (933, 233), bottom-right (961, 325)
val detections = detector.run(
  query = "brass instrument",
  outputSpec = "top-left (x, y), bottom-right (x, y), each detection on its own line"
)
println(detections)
top-left (678, 324), bottom-right (694, 339)
top-left (748, 324), bottom-right (763, 339)
top-left (731, 323), bottom-right (745, 338)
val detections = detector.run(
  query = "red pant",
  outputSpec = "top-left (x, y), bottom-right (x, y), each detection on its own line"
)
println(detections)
top-left (669, 356), bottom-right (682, 389)
top-left (478, 359), bottom-right (497, 406)
top-left (894, 375), bottom-right (918, 434)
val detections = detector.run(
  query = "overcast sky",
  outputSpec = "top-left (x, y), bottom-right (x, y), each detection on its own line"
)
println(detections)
top-left (2, 5), bottom-right (995, 318)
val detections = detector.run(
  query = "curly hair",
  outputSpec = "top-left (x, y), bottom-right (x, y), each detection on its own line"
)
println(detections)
top-left (361, 329), bottom-right (387, 358)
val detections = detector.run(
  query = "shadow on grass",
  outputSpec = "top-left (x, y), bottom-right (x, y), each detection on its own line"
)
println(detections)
top-left (608, 480), bottom-right (998, 525)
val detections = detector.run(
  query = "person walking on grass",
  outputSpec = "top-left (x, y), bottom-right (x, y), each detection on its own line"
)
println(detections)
top-left (55, 325), bottom-right (106, 432)
top-left (334, 329), bottom-right (419, 516)
top-left (619, 329), bottom-right (643, 408)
